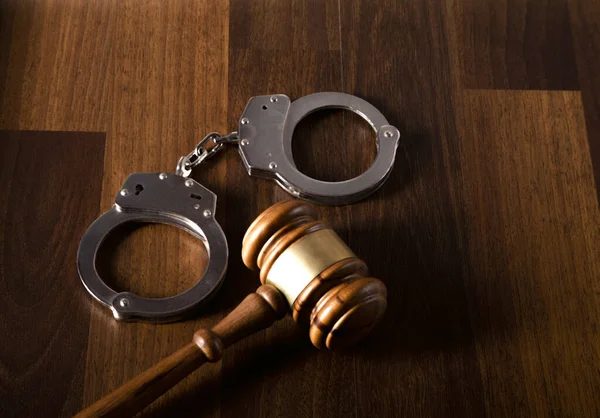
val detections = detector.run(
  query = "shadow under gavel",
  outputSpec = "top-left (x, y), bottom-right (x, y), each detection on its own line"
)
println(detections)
top-left (76, 200), bottom-right (387, 417)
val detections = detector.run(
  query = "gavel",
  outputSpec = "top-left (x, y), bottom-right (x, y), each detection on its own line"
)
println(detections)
top-left (76, 200), bottom-right (387, 417)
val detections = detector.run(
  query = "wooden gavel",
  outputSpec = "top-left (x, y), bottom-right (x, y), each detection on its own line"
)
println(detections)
top-left (76, 200), bottom-right (387, 417)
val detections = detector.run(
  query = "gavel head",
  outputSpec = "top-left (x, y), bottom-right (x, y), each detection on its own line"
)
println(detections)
top-left (242, 200), bottom-right (387, 350)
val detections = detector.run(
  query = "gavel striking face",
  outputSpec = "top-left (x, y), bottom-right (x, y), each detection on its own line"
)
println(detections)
top-left (76, 200), bottom-right (387, 417)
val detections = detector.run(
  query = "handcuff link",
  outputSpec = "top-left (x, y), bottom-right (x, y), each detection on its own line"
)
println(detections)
top-left (175, 131), bottom-right (239, 178)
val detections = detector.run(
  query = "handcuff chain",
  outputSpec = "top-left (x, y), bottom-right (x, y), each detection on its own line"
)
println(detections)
top-left (176, 131), bottom-right (239, 178)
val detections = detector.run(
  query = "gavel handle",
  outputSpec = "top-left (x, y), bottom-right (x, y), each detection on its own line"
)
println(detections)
top-left (75, 285), bottom-right (288, 418)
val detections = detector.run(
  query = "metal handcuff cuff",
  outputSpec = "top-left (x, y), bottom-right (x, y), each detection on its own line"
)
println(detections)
top-left (77, 92), bottom-right (400, 322)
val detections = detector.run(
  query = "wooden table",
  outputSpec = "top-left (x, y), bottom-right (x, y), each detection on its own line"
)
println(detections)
top-left (1, 1), bottom-right (599, 417)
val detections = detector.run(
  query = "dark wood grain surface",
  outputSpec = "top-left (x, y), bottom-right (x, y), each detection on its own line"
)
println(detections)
top-left (1, 0), bottom-right (599, 417)
top-left (0, 130), bottom-right (106, 417)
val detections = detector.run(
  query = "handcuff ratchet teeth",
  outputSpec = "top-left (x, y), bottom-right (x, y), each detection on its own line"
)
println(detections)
top-left (77, 92), bottom-right (399, 322)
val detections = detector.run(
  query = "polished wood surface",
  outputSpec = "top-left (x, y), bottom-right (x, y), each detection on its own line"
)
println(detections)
top-left (1, 0), bottom-right (600, 417)
top-left (0, 131), bottom-right (106, 417)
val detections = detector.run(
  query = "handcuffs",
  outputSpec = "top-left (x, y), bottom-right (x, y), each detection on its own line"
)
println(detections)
top-left (77, 92), bottom-right (400, 322)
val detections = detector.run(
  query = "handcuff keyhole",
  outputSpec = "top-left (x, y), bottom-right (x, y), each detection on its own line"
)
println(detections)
top-left (190, 193), bottom-right (202, 200)
top-left (134, 184), bottom-right (144, 195)
top-left (262, 105), bottom-right (268, 110)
